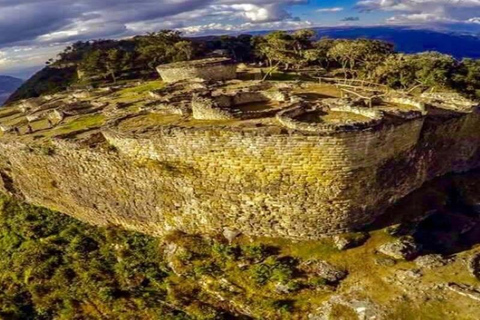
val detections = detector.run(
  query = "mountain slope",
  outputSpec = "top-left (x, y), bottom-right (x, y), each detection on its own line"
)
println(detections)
top-left (0, 76), bottom-right (23, 106)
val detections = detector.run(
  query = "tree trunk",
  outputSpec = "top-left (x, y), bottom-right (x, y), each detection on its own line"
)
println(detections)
top-left (111, 71), bottom-right (117, 84)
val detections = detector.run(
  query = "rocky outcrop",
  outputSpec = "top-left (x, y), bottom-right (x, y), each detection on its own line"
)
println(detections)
top-left (467, 253), bottom-right (480, 279)
top-left (299, 260), bottom-right (347, 283)
top-left (377, 236), bottom-right (421, 260)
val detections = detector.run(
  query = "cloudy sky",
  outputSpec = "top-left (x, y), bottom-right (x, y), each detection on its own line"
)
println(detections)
top-left (1, 0), bottom-right (480, 78)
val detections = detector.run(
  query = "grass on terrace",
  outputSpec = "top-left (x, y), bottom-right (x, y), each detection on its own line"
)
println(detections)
top-left (46, 114), bottom-right (106, 137)
top-left (117, 80), bottom-right (165, 98)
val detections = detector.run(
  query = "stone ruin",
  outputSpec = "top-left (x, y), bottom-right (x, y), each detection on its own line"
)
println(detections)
top-left (156, 58), bottom-right (237, 83)
top-left (0, 58), bottom-right (479, 240)
top-left (148, 63), bottom-right (442, 135)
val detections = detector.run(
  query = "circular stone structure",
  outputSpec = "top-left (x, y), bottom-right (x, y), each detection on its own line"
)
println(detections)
top-left (191, 81), bottom-right (293, 120)
top-left (276, 101), bottom-right (384, 134)
top-left (156, 58), bottom-right (237, 83)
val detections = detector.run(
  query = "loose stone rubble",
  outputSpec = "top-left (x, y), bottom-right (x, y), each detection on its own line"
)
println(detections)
top-left (377, 236), bottom-right (422, 260)
top-left (299, 260), bottom-right (348, 283)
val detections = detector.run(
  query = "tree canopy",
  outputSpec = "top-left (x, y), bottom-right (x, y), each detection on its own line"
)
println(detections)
top-left (6, 28), bottom-right (480, 104)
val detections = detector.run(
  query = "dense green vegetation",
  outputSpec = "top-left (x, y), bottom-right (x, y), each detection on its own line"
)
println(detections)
top-left (6, 67), bottom-right (77, 104)
top-left (0, 197), bottom-right (181, 319)
top-left (7, 29), bottom-right (480, 105)
top-left (0, 197), bottom-right (305, 319)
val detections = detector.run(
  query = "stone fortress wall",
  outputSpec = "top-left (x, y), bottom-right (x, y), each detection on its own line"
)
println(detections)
top-left (0, 59), bottom-right (479, 239)
top-left (156, 58), bottom-right (237, 83)
top-left (0, 106), bottom-right (479, 239)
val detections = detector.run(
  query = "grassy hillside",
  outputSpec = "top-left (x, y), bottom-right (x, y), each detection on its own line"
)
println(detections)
top-left (4, 67), bottom-right (76, 104)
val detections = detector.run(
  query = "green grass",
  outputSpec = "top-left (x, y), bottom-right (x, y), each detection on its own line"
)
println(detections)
top-left (51, 114), bottom-right (105, 136)
top-left (117, 80), bottom-right (165, 97)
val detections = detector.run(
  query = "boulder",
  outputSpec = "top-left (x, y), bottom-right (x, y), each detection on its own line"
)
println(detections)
top-left (377, 236), bottom-right (421, 260)
top-left (333, 232), bottom-right (370, 251)
top-left (48, 109), bottom-right (65, 122)
top-left (374, 256), bottom-right (397, 267)
top-left (467, 253), bottom-right (480, 280)
top-left (414, 254), bottom-right (448, 269)
top-left (300, 260), bottom-right (347, 283)
top-left (26, 114), bottom-right (42, 122)
top-left (223, 228), bottom-right (241, 243)
top-left (0, 125), bottom-right (12, 133)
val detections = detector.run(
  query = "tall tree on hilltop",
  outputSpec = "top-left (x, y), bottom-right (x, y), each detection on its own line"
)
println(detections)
top-left (328, 39), bottom-right (394, 80)
top-left (136, 30), bottom-right (195, 70)
top-left (79, 48), bottom-right (133, 83)
top-left (254, 30), bottom-right (316, 71)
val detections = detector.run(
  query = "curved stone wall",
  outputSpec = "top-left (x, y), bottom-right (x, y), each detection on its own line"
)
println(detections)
top-left (156, 58), bottom-right (237, 83)
top-left (191, 84), bottom-right (292, 120)
top-left (276, 104), bottom-right (384, 134)
top-left (0, 107), bottom-right (479, 240)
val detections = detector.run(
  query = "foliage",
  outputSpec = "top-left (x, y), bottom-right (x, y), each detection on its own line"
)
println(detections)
top-left (453, 58), bottom-right (480, 99)
top-left (7, 28), bottom-right (480, 105)
top-left (209, 34), bottom-right (254, 62)
top-left (135, 30), bottom-right (196, 70)
top-left (327, 39), bottom-right (394, 79)
top-left (248, 256), bottom-right (295, 285)
top-left (79, 48), bottom-right (134, 83)
top-left (253, 30), bottom-right (316, 70)
top-left (0, 196), bottom-right (182, 319)
top-left (374, 52), bottom-right (458, 90)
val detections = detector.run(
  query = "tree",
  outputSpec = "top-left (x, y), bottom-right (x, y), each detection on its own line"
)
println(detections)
top-left (373, 54), bottom-right (417, 89)
top-left (453, 58), bottom-right (480, 99)
top-left (104, 49), bottom-right (133, 83)
top-left (79, 48), bottom-right (133, 83)
top-left (328, 39), bottom-right (394, 79)
top-left (304, 37), bottom-right (336, 68)
top-left (410, 52), bottom-right (457, 88)
top-left (78, 49), bottom-right (104, 79)
top-left (254, 30), bottom-right (315, 72)
top-left (291, 29), bottom-right (316, 59)
top-left (136, 30), bottom-right (195, 70)
top-left (374, 52), bottom-right (458, 91)
top-left (215, 34), bottom-right (254, 61)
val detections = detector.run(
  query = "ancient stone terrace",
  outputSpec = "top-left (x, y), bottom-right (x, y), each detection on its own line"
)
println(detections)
top-left (0, 59), bottom-right (478, 239)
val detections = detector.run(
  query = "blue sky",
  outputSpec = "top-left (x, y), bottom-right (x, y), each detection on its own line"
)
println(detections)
top-left (1, 0), bottom-right (480, 78)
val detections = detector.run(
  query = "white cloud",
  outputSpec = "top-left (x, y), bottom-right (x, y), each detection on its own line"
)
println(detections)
top-left (179, 19), bottom-right (312, 35)
top-left (386, 13), bottom-right (454, 24)
top-left (316, 7), bottom-right (344, 13)
top-left (357, 0), bottom-right (480, 25)
top-left (0, 0), bottom-right (310, 75)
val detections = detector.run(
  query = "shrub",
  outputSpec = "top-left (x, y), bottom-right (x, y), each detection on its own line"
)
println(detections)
top-left (248, 256), bottom-right (295, 286)
top-left (241, 244), bottom-right (269, 261)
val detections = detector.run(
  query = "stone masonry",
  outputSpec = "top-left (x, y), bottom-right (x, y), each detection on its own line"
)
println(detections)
top-left (156, 58), bottom-right (237, 83)
top-left (0, 60), bottom-right (479, 239)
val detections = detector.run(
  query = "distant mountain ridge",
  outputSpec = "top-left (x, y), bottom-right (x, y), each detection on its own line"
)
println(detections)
top-left (0, 75), bottom-right (23, 106)
top-left (310, 26), bottom-right (480, 59)
top-left (244, 26), bottom-right (480, 59)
